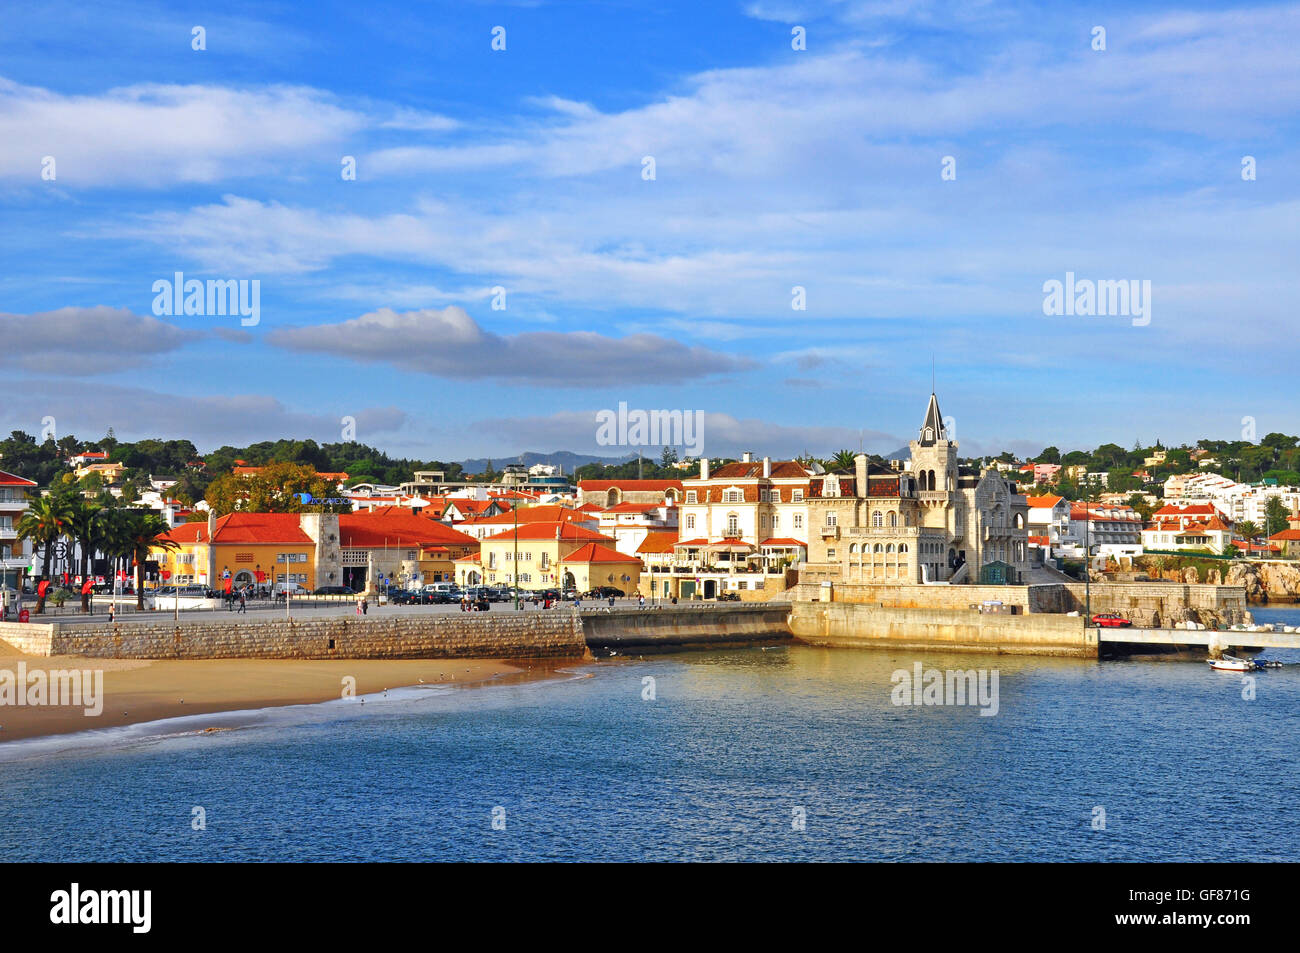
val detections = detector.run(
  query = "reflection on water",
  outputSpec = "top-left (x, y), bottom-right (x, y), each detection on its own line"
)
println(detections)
top-left (2, 618), bottom-right (1299, 861)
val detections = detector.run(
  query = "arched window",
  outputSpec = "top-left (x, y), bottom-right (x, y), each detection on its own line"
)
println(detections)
top-left (888, 511), bottom-right (898, 527)
top-left (899, 543), bottom-right (909, 553)
top-left (849, 543), bottom-right (859, 554)
top-left (886, 543), bottom-right (895, 554)
top-left (606, 488), bottom-right (621, 507)
top-left (1013, 513), bottom-right (1025, 529)
top-left (873, 543), bottom-right (883, 553)
top-left (872, 510), bottom-right (884, 528)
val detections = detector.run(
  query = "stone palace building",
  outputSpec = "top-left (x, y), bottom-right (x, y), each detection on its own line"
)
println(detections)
top-left (675, 392), bottom-right (1032, 593)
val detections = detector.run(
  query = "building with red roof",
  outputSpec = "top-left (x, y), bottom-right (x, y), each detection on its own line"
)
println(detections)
top-left (0, 469), bottom-right (37, 586)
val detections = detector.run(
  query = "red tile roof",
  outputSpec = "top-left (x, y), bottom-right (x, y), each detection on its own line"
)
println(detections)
top-left (759, 537), bottom-right (806, 547)
top-left (0, 469), bottom-right (37, 487)
top-left (1025, 495), bottom-right (1065, 508)
top-left (482, 522), bottom-right (612, 543)
top-left (158, 513), bottom-right (314, 545)
top-left (706, 462), bottom-right (808, 480)
top-left (338, 512), bottom-right (476, 548)
top-left (636, 532), bottom-right (679, 554)
top-left (1154, 503), bottom-right (1218, 517)
top-left (561, 542), bottom-right (638, 564)
top-left (579, 479), bottom-right (682, 491)
top-left (467, 504), bottom-right (588, 525)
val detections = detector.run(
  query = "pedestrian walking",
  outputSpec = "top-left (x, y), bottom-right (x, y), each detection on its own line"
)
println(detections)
top-left (356, 596), bottom-right (363, 616)
top-left (237, 591), bottom-right (246, 614)
top-left (638, 594), bottom-right (645, 610)
top-left (108, 603), bottom-right (115, 624)
top-left (362, 597), bottom-right (369, 616)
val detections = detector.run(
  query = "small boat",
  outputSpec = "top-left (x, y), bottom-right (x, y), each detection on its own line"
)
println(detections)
top-left (1252, 658), bottom-right (1284, 670)
top-left (1208, 655), bottom-right (1253, 672)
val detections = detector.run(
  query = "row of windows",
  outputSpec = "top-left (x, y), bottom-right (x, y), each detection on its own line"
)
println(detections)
top-left (277, 552), bottom-right (308, 563)
top-left (684, 489), bottom-right (805, 504)
top-left (684, 513), bottom-right (805, 531)
top-left (845, 543), bottom-right (911, 554)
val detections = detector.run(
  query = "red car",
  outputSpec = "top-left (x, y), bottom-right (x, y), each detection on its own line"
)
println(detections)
top-left (1091, 613), bottom-right (1133, 628)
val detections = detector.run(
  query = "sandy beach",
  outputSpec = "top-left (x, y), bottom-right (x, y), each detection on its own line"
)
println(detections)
top-left (0, 649), bottom-right (542, 742)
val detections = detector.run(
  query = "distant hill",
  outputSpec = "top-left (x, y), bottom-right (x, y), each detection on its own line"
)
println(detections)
top-left (458, 450), bottom-right (637, 475)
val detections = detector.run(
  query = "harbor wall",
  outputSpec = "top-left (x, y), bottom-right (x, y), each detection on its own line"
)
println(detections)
top-left (3, 613), bottom-right (588, 661)
top-left (580, 604), bottom-right (792, 652)
top-left (788, 602), bottom-right (1097, 658)
top-left (1, 605), bottom-right (794, 660)
top-left (787, 581), bottom-right (1247, 627)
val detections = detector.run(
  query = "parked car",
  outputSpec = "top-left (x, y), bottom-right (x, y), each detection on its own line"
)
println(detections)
top-left (313, 585), bottom-right (356, 596)
top-left (391, 589), bottom-right (435, 605)
top-left (1091, 613), bottom-right (1133, 628)
top-left (585, 586), bottom-right (624, 599)
top-left (717, 591), bottom-right (741, 602)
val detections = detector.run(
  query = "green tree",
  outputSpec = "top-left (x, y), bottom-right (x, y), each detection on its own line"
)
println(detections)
top-left (64, 498), bottom-right (106, 612)
top-left (1264, 497), bottom-right (1291, 537)
top-left (830, 449), bottom-right (858, 471)
top-left (1237, 520), bottom-right (1260, 541)
top-left (126, 511), bottom-right (177, 611)
top-left (17, 494), bottom-right (74, 613)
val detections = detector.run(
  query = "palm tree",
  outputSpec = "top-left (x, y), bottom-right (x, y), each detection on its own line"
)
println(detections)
top-left (830, 449), bottom-right (858, 472)
top-left (16, 493), bottom-right (74, 613)
top-left (64, 498), bottom-right (105, 612)
top-left (123, 511), bottom-right (177, 611)
top-left (1237, 520), bottom-right (1260, 542)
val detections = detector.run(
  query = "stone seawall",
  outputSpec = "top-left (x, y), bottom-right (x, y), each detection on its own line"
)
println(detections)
top-left (581, 604), bottom-right (793, 653)
top-left (0, 621), bottom-right (56, 656)
top-left (12, 613), bottom-right (588, 661)
top-left (788, 602), bottom-right (1097, 658)
top-left (787, 580), bottom-right (1248, 627)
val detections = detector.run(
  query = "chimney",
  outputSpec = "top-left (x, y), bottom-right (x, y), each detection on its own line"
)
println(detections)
top-left (855, 453), bottom-right (868, 498)
top-left (742, 451), bottom-right (753, 463)
top-left (700, 457), bottom-right (710, 480)
top-left (207, 508), bottom-right (216, 539)
top-left (762, 456), bottom-right (772, 478)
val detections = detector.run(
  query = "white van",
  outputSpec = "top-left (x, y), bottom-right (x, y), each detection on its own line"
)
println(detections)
top-left (273, 582), bottom-right (310, 596)
top-left (422, 582), bottom-right (456, 594)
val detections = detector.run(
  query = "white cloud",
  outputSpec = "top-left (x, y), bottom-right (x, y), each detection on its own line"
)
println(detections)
top-left (0, 306), bottom-right (200, 375)
top-left (265, 306), bottom-right (756, 386)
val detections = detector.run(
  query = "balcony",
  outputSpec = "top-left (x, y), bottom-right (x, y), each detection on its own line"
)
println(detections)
top-left (819, 525), bottom-right (840, 539)
top-left (843, 526), bottom-right (921, 537)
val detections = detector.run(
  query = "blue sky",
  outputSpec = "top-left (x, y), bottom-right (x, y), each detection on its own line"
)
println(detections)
top-left (2, 0), bottom-right (1297, 463)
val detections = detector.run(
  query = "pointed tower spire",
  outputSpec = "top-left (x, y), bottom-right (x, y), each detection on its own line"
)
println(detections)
top-left (919, 393), bottom-right (945, 446)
